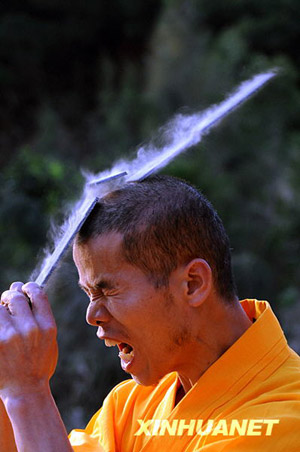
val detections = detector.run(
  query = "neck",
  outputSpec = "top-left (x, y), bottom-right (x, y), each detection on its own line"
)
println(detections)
top-left (177, 297), bottom-right (252, 395)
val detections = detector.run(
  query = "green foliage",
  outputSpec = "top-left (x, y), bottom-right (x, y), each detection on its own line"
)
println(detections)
top-left (0, 147), bottom-right (81, 286)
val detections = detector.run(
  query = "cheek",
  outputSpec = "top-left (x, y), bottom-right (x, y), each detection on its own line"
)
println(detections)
top-left (104, 294), bottom-right (145, 324)
top-left (159, 300), bottom-right (192, 349)
top-left (172, 325), bottom-right (191, 347)
top-left (106, 287), bottom-right (177, 338)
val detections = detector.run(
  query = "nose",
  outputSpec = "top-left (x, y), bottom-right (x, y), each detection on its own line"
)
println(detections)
top-left (86, 300), bottom-right (112, 326)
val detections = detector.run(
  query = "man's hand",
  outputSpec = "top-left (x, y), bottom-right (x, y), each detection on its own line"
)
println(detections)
top-left (0, 282), bottom-right (72, 451)
top-left (0, 281), bottom-right (58, 401)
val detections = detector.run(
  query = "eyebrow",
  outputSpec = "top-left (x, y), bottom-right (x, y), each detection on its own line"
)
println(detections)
top-left (78, 279), bottom-right (115, 291)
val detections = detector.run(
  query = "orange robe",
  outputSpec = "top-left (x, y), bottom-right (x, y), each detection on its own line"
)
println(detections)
top-left (69, 299), bottom-right (300, 451)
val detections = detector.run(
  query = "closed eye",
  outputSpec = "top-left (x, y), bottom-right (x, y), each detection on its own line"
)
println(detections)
top-left (78, 281), bottom-right (119, 300)
top-left (90, 291), bottom-right (105, 302)
top-left (97, 289), bottom-right (119, 298)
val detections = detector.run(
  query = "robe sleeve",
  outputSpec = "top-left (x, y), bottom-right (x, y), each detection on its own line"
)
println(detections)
top-left (68, 379), bottom-right (133, 452)
top-left (69, 408), bottom-right (106, 451)
top-left (68, 392), bottom-right (117, 452)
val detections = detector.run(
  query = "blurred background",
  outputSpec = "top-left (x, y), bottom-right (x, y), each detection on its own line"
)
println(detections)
top-left (0, 0), bottom-right (299, 431)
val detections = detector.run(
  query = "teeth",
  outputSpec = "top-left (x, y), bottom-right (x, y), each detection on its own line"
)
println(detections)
top-left (119, 349), bottom-right (134, 363)
top-left (104, 339), bottom-right (119, 347)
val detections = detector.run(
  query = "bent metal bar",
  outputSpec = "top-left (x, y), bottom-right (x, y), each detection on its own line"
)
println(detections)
top-left (34, 70), bottom-right (277, 287)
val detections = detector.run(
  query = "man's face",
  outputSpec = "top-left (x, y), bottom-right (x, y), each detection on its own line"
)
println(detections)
top-left (73, 232), bottom-right (192, 386)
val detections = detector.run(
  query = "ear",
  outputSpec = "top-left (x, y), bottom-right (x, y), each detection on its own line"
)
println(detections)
top-left (184, 259), bottom-right (213, 307)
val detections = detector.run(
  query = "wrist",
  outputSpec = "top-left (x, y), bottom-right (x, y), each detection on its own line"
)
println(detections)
top-left (2, 381), bottom-right (51, 414)
top-left (2, 382), bottom-right (72, 452)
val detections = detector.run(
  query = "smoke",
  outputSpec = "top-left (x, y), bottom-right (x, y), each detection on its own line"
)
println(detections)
top-left (32, 69), bottom-right (277, 287)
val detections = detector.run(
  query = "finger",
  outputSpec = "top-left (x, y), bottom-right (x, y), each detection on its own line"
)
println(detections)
top-left (0, 289), bottom-right (10, 304)
top-left (0, 290), bottom-right (9, 308)
top-left (2, 289), bottom-right (28, 305)
top-left (22, 283), bottom-right (56, 330)
top-left (1, 290), bottom-right (38, 336)
top-left (1, 282), bottom-right (31, 308)
top-left (1, 289), bottom-right (24, 307)
top-left (0, 305), bottom-right (16, 339)
top-left (10, 281), bottom-right (32, 310)
top-left (1, 289), bottom-right (33, 319)
top-left (10, 281), bottom-right (24, 292)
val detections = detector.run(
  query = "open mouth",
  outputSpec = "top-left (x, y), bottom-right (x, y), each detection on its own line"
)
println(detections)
top-left (105, 339), bottom-right (134, 363)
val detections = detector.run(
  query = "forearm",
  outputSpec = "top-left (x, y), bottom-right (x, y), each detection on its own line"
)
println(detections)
top-left (3, 384), bottom-right (73, 452)
top-left (0, 398), bottom-right (17, 452)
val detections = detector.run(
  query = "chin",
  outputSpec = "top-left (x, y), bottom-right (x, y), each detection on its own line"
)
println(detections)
top-left (131, 372), bottom-right (165, 387)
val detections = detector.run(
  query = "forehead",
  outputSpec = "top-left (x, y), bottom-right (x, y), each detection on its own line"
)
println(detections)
top-left (73, 232), bottom-right (127, 283)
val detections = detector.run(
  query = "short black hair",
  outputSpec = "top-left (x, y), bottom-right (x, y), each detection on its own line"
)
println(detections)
top-left (76, 175), bottom-right (237, 300)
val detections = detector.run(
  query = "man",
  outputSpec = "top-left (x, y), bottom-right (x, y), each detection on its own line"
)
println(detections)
top-left (0, 175), bottom-right (299, 451)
